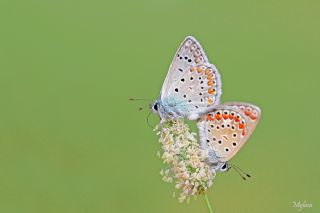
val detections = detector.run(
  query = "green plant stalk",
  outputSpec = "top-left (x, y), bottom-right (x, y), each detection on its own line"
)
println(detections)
top-left (204, 194), bottom-right (214, 213)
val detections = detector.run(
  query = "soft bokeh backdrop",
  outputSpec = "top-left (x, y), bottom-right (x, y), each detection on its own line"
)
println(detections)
top-left (0, 0), bottom-right (319, 212)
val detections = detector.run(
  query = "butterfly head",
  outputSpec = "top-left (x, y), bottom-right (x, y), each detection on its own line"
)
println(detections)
top-left (220, 162), bottom-right (230, 172)
top-left (150, 101), bottom-right (159, 113)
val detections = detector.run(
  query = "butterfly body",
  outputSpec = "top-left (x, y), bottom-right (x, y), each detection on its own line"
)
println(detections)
top-left (151, 97), bottom-right (183, 121)
top-left (151, 36), bottom-right (222, 122)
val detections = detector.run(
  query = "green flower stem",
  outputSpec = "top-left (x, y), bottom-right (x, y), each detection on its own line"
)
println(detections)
top-left (204, 194), bottom-right (214, 213)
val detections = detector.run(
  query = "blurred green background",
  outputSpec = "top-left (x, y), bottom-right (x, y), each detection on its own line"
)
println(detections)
top-left (0, 0), bottom-right (319, 212)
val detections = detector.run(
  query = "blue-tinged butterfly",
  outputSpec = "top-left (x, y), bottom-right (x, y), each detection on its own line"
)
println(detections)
top-left (197, 102), bottom-right (261, 175)
top-left (150, 36), bottom-right (222, 122)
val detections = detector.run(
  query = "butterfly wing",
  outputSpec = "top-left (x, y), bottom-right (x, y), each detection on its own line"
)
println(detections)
top-left (160, 36), bottom-right (222, 120)
top-left (197, 102), bottom-right (261, 162)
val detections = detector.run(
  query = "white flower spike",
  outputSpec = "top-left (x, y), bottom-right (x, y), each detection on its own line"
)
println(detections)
top-left (155, 119), bottom-right (215, 202)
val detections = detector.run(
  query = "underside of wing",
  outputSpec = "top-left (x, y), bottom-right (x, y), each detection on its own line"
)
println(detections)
top-left (160, 36), bottom-right (222, 120)
top-left (197, 103), bottom-right (261, 162)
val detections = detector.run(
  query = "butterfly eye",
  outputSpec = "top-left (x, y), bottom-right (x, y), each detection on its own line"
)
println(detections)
top-left (220, 163), bottom-right (229, 172)
top-left (153, 103), bottom-right (158, 111)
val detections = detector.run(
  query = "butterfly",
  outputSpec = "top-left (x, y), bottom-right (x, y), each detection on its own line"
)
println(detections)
top-left (150, 36), bottom-right (261, 175)
top-left (151, 36), bottom-right (222, 122)
top-left (197, 102), bottom-right (261, 173)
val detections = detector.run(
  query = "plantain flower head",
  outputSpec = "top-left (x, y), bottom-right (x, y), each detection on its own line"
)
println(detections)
top-left (155, 119), bottom-right (215, 202)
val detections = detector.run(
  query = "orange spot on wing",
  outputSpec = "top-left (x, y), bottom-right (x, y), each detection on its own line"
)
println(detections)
top-left (245, 111), bottom-right (251, 116)
top-left (207, 81), bottom-right (213, 86)
top-left (206, 114), bottom-right (214, 121)
top-left (215, 114), bottom-right (222, 120)
top-left (229, 114), bottom-right (234, 119)
top-left (235, 117), bottom-right (240, 122)
top-left (208, 88), bottom-right (215, 94)
top-left (250, 115), bottom-right (257, 120)
top-left (222, 114), bottom-right (229, 119)
top-left (242, 129), bottom-right (246, 136)
top-left (205, 69), bottom-right (211, 75)
top-left (207, 73), bottom-right (213, 78)
top-left (239, 123), bottom-right (245, 129)
top-left (190, 67), bottom-right (196, 72)
top-left (197, 67), bottom-right (203, 74)
top-left (207, 98), bottom-right (213, 104)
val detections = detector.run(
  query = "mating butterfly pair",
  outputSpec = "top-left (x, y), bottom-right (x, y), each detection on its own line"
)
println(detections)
top-left (151, 36), bottom-right (261, 173)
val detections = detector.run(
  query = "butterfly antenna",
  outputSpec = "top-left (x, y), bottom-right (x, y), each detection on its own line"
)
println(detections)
top-left (146, 111), bottom-right (154, 129)
top-left (230, 165), bottom-right (247, 181)
top-left (229, 163), bottom-right (251, 180)
top-left (129, 97), bottom-right (155, 128)
top-left (128, 97), bottom-right (152, 101)
top-left (230, 163), bottom-right (251, 178)
top-left (129, 98), bottom-right (152, 111)
top-left (137, 103), bottom-right (151, 111)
